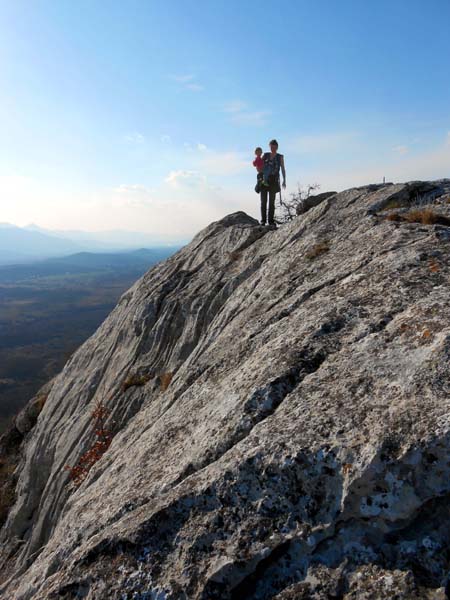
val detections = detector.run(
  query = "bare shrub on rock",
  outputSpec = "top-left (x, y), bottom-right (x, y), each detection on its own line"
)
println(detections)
top-left (276, 183), bottom-right (320, 224)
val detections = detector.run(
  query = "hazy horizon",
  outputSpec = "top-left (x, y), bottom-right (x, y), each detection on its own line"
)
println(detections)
top-left (1, 220), bottom-right (189, 245)
top-left (1, 1), bottom-right (449, 238)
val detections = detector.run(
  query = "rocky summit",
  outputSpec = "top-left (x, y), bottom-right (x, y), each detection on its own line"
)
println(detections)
top-left (1, 181), bottom-right (450, 600)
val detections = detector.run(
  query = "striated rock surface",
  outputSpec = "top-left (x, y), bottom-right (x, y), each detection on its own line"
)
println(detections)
top-left (0, 181), bottom-right (449, 599)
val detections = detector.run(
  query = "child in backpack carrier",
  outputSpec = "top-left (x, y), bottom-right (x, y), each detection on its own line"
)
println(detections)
top-left (253, 147), bottom-right (269, 193)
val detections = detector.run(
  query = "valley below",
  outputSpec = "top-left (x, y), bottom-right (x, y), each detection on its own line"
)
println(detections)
top-left (0, 249), bottom-right (178, 431)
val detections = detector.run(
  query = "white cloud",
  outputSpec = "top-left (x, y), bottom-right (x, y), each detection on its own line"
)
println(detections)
top-left (176, 142), bottom-right (248, 176)
top-left (170, 74), bottom-right (204, 92)
top-left (112, 184), bottom-right (154, 208)
top-left (160, 142), bottom-right (248, 179)
top-left (124, 132), bottom-right (145, 144)
top-left (170, 74), bottom-right (195, 83)
top-left (230, 110), bottom-right (271, 126)
top-left (165, 170), bottom-right (209, 189)
top-left (161, 135), bottom-right (172, 144)
top-left (223, 99), bottom-right (270, 127)
top-left (182, 142), bottom-right (207, 152)
top-left (185, 83), bottom-right (204, 92)
top-left (113, 184), bottom-right (153, 194)
top-left (223, 100), bottom-right (247, 113)
top-left (392, 145), bottom-right (409, 155)
top-left (112, 196), bottom-right (153, 209)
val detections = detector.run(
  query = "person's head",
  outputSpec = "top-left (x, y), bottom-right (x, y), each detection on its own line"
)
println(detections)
top-left (269, 139), bottom-right (279, 153)
top-left (255, 146), bottom-right (263, 156)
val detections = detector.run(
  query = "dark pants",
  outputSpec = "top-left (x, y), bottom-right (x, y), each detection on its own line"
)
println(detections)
top-left (255, 171), bottom-right (263, 193)
top-left (260, 180), bottom-right (278, 224)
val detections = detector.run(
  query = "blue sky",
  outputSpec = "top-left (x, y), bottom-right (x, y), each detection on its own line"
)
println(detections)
top-left (1, 0), bottom-right (449, 241)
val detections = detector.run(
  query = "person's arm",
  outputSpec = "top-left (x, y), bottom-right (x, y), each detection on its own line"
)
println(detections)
top-left (280, 155), bottom-right (286, 188)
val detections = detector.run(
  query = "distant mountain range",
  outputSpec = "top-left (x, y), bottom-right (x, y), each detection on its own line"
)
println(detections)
top-left (0, 223), bottom-right (82, 263)
top-left (0, 223), bottom-right (187, 265)
top-left (0, 247), bottom-right (181, 283)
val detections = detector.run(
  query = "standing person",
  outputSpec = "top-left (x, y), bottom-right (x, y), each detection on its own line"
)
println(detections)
top-left (260, 139), bottom-right (286, 228)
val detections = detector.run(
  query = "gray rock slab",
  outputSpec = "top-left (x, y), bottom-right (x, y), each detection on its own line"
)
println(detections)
top-left (0, 184), bottom-right (449, 599)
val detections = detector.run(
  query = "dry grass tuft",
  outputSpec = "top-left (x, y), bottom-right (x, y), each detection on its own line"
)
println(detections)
top-left (122, 373), bottom-right (152, 392)
top-left (386, 212), bottom-right (402, 222)
top-left (159, 372), bottom-right (173, 391)
top-left (429, 259), bottom-right (440, 273)
top-left (404, 208), bottom-right (439, 224)
top-left (65, 400), bottom-right (114, 487)
top-left (386, 208), bottom-right (450, 226)
top-left (342, 463), bottom-right (353, 476)
top-left (35, 392), bottom-right (49, 413)
top-left (305, 241), bottom-right (330, 260)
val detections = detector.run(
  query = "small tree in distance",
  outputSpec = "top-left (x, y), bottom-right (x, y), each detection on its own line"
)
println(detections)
top-left (276, 183), bottom-right (320, 224)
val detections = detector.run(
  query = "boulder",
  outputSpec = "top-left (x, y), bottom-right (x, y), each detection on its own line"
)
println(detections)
top-left (295, 191), bottom-right (337, 215)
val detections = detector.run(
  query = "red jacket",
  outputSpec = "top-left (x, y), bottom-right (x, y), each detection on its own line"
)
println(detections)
top-left (253, 156), bottom-right (264, 172)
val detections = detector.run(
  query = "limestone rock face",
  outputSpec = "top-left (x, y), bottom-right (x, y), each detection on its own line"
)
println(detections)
top-left (0, 182), bottom-right (449, 599)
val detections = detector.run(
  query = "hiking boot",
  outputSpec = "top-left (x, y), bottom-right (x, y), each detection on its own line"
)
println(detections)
top-left (260, 220), bottom-right (266, 226)
top-left (268, 222), bottom-right (277, 230)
